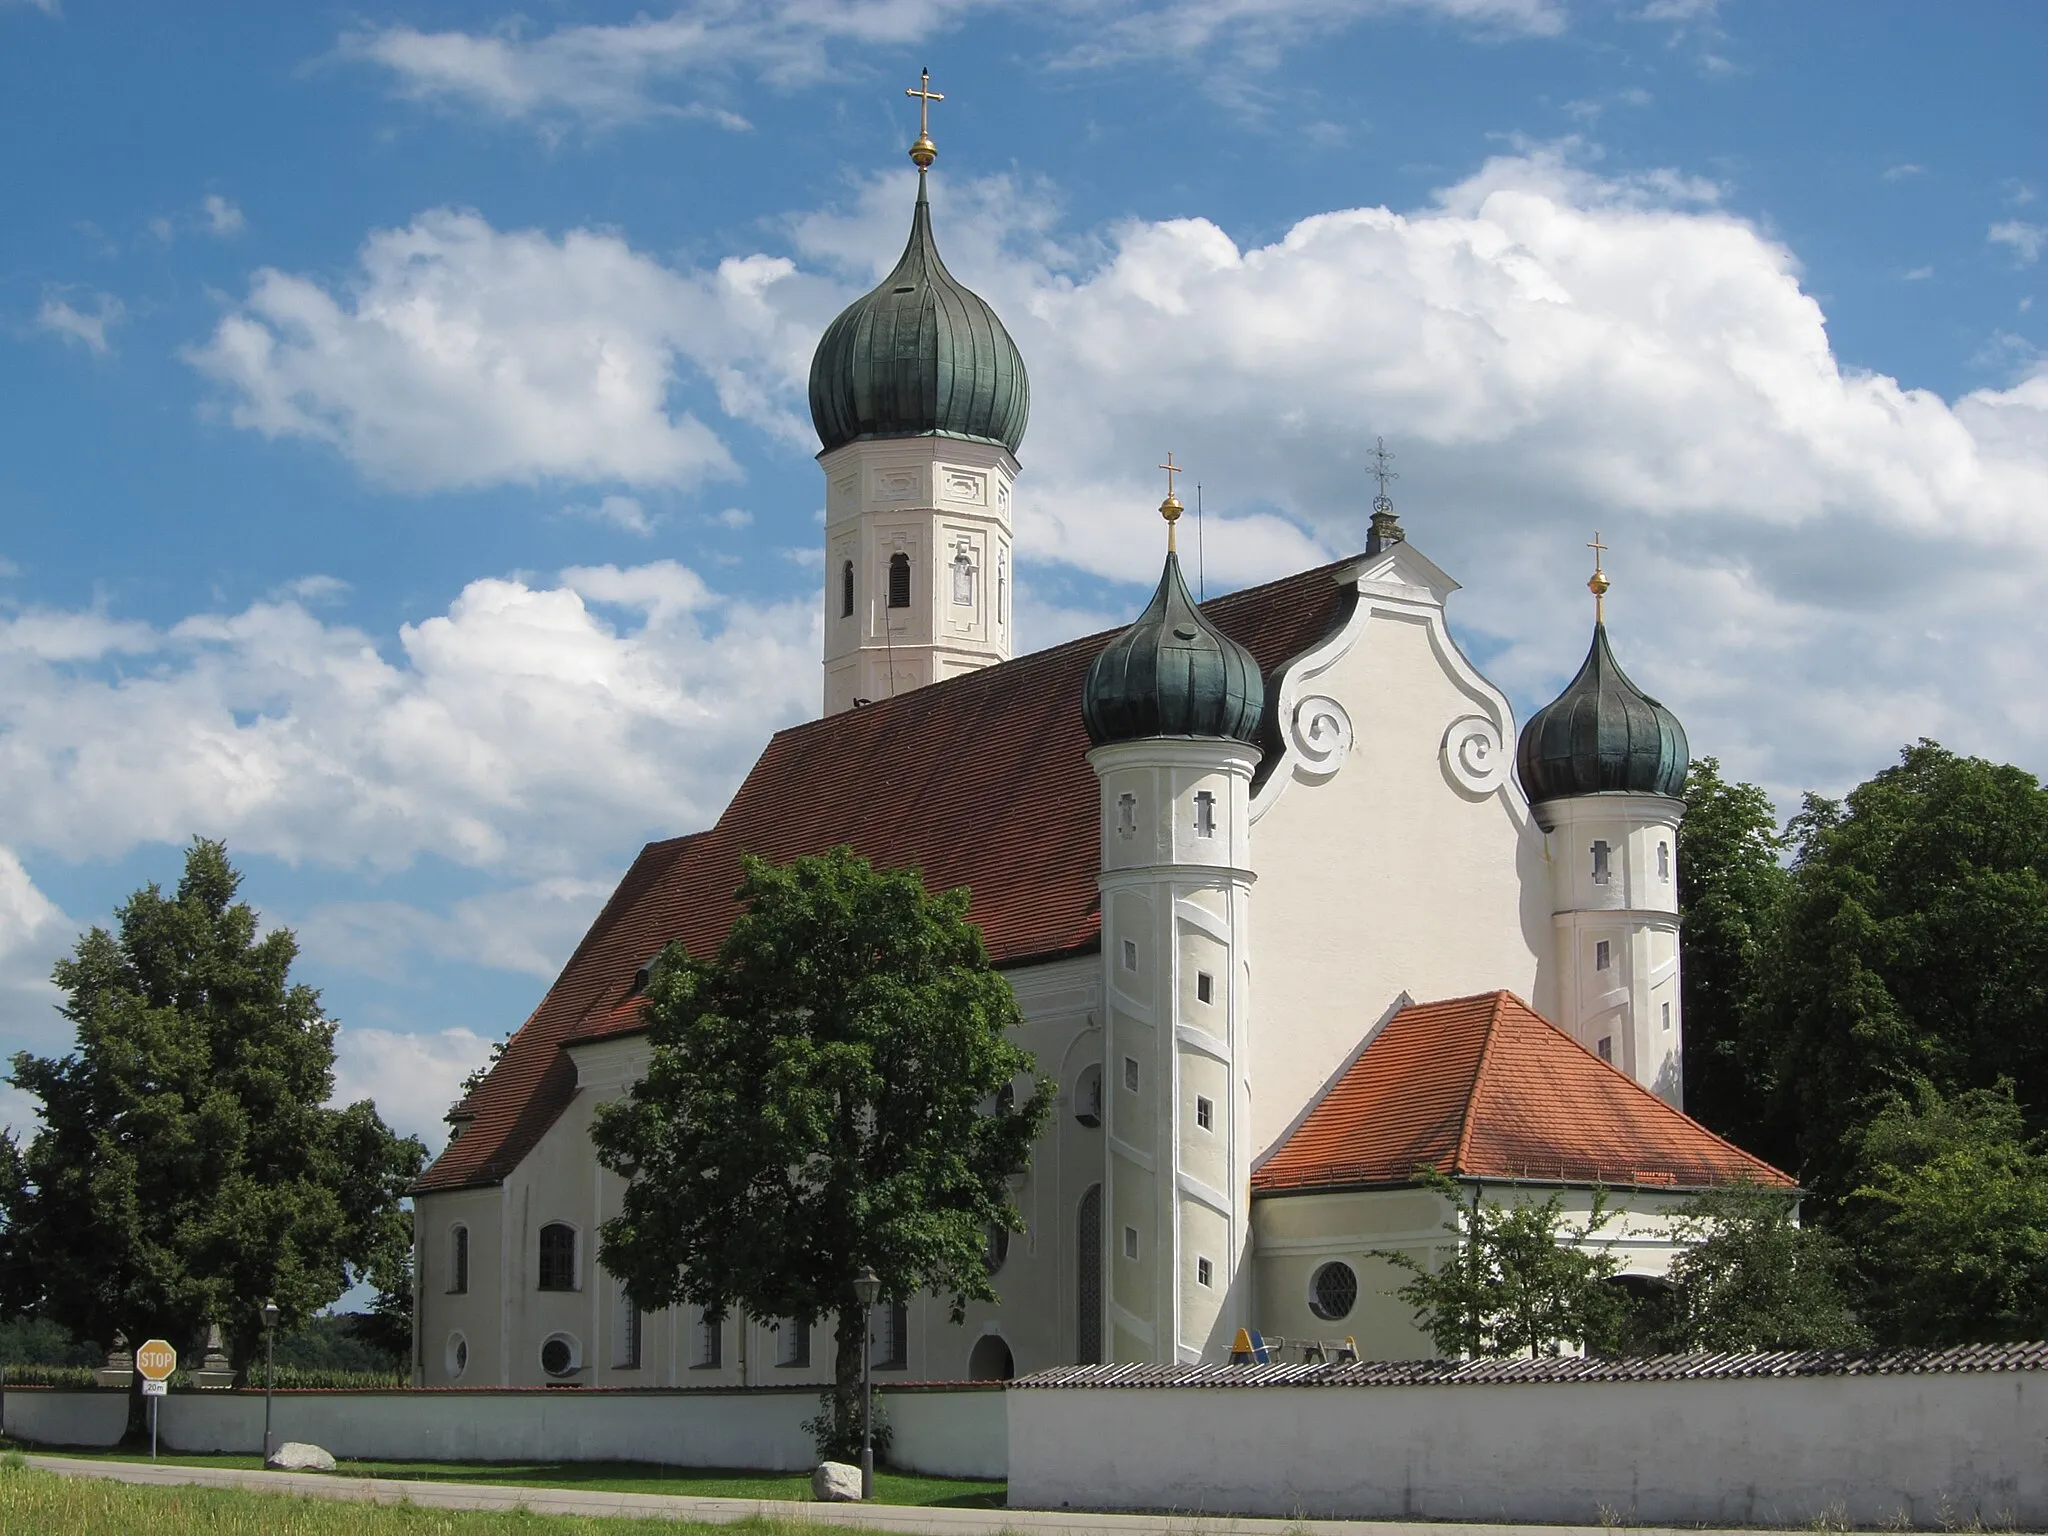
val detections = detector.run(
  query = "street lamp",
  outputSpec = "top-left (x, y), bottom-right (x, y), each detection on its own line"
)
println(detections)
top-left (852, 1266), bottom-right (881, 1501)
top-left (260, 1298), bottom-right (280, 1463)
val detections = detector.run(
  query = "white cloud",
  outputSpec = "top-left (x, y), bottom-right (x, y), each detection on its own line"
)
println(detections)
top-left (36, 289), bottom-right (124, 355)
top-left (1882, 163), bottom-right (1925, 182)
top-left (564, 494), bottom-right (656, 535)
top-left (1990, 221), bottom-right (2045, 266)
top-left (186, 210), bottom-right (827, 491)
top-left (0, 561), bottom-right (816, 877)
top-left (302, 876), bottom-right (617, 985)
top-left (0, 847), bottom-right (75, 1144)
top-left (1903, 265), bottom-right (1934, 281)
top-left (202, 194), bottom-right (245, 236)
top-left (709, 506), bottom-right (753, 529)
top-left (341, 1), bottom-right (1564, 129)
top-left (330, 1024), bottom-right (495, 1153)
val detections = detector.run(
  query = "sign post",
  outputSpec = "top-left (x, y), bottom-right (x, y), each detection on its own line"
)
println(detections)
top-left (135, 1339), bottom-right (177, 1461)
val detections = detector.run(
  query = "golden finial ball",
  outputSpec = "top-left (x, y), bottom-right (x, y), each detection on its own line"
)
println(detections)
top-left (909, 135), bottom-right (937, 168)
top-left (1588, 570), bottom-right (1610, 598)
top-left (1160, 492), bottom-right (1184, 524)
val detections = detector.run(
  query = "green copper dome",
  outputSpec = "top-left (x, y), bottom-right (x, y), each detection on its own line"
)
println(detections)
top-left (808, 172), bottom-right (1030, 456)
top-left (1515, 623), bottom-right (1688, 804)
top-left (1084, 549), bottom-right (1265, 747)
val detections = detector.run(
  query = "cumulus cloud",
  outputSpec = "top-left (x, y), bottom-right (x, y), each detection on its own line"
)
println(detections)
top-left (1990, 221), bottom-right (2045, 266)
top-left (37, 289), bottom-right (124, 355)
top-left (202, 194), bottom-right (245, 236)
top-left (330, 1024), bottom-right (495, 1152)
top-left (340, 0), bottom-right (1563, 129)
top-left (564, 494), bottom-right (657, 535)
top-left (0, 560), bottom-right (815, 877)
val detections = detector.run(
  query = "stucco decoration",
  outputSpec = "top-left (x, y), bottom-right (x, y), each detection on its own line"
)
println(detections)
top-left (1441, 713), bottom-right (1509, 799)
top-left (1286, 694), bottom-right (1353, 781)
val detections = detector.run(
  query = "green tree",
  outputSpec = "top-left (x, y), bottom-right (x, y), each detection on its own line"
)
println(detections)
top-left (1677, 758), bottom-right (1791, 1145)
top-left (1634, 1181), bottom-right (1865, 1353)
top-left (1850, 1083), bottom-right (2048, 1345)
top-left (1376, 1172), bottom-right (1628, 1359)
top-left (591, 848), bottom-right (1051, 1460)
top-left (0, 839), bottom-right (424, 1421)
top-left (1747, 742), bottom-right (2048, 1200)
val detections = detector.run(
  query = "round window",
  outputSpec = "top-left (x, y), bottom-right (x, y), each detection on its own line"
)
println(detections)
top-left (540, 1334), bottom-right (578, 1378)
top-left (1309, 1261), bottom-right (1358, 1321)
top-left (445, 1332), bottom-right (468, 1380)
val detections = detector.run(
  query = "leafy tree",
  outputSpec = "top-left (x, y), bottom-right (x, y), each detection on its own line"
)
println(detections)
top-left (1746, 742), bottom-right (2048, 1200)
top-left (1677, 758), bottom-right (1790, 1144)
top-left (1377, 1172), bottom-right (1628, 1359)
top-left (1633, 1181), bottom-right (1864, 1353)
top-left (591, 847), bottom-right (1051, 1460)
top-left (1849, 1083), bottom-right (2048, 1345)
top-left (0, 839), bottom-right (425, 1422)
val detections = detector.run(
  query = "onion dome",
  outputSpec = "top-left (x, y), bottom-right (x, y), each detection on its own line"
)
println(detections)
top-left (1515, 623), bottom-right (1689, 805)
top-left (808, 172), bottom-right (1030, 456)
top-left (1084, 472), bottom-right (1264, 747)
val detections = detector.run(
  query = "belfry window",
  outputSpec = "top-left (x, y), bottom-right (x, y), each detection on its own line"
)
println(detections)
top-left (1122, 939), bottom-right (1138, 972)
top-left (1118, 793), bottom-right (1137, 838)
top-left (887, 552), bottom-right (911, 609)
top-left (1657, 841), bottom-right (1671, 881)
top-left (952, 550), bottom-right (975, 606)
top-left (1194, 790), bottom-right (1216, 839)
top-left (1591, 840), bottom-right (1612, 885)
top-left (841, 560), bottom-right (854, 618)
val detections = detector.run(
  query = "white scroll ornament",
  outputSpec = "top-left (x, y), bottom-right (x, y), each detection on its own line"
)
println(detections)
top-left (1287, 694), bottom-right (1353, 780)
top-left (1441, 713), bottom-right (1508, 797)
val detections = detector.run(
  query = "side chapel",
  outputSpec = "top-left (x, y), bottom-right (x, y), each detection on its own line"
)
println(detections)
top-left (410, 85), bottom-right (1788, 1389)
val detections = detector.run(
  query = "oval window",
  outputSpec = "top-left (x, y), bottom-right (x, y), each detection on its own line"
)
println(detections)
top-left (445, 1332), bottom-right (468, 1380)
top-left (540, 1334), bottom-right (578, 1378)
top-left (1309, 1261), bottom-right (1358, 1322)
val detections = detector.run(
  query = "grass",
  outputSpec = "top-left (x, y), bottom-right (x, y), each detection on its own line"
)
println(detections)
top-left (0, 1461), bottom-right (859, 1533)
top-left (19, 1446), bottom-right (1005, 1509)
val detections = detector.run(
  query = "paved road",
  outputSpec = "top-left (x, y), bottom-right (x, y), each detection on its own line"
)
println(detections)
top-left (26, 1453), bottom-right (1753, 1536)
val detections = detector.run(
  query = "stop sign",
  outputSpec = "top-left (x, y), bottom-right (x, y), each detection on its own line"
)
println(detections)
top-left (135, 1339), bottom-right (177, 1382)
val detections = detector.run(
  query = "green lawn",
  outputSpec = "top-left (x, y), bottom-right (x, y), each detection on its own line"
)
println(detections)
top-left (18, 1446), bottom-right (1005, 1508)
top-left (1, 1461), bottom-right (865, 1533)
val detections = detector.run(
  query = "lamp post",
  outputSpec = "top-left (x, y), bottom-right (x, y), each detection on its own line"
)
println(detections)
top-left (260, 1298), bottom-right (279, 1462)
top-left (852, 1266), bottom-right (881, 1501)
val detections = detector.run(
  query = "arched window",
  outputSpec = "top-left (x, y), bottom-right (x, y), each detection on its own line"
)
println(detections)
top-left (444, 1332), bottom-right (468, 1380)
top-left (968, 1333), bottom-right (1015, 1381)
top-left (985, 1224), bottom-right (1010, 1275)
top-left (997, 556), bottom-right (1007, 623)
top-left (538, 1222), bottom-right (578, 1292)
top-left (841, 559), bottom-right (855, 618)
top-left (952, 550), bottom-right (975, 606)
top-left (1073, 1064), bottom-right (1102, 1128)
top-left (1076, 1184), bottom-right (1102, 1365)
top-left (887, 552), bottom-right (911, 609)
top-left (447, 1225), bottom-right (469, 1294)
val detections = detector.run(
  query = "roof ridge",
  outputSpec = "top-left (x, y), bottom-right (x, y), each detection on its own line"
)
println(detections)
top-left (1452, 990), bottom-right (1518, 1175)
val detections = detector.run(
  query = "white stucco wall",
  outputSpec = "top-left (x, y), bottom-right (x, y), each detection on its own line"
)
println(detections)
top-left (1007, 1373), bottom-right (2048, 1526)
top-left (1, 1387), bottom-right (129, 1448)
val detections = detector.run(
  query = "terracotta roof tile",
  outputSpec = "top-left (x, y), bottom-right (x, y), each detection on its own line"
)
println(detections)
top-left (418, 557), bottom-right (1361, 1193)
top-left (1250, 991), bottom-right (1790, 1194)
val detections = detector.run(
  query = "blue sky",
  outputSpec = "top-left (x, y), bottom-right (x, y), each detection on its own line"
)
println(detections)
top-left (2, 0), bottom-right (2043, 1151)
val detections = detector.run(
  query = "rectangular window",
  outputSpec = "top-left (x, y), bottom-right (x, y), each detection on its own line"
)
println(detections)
top-left (1193, 790), bottom-right (1216, 839)
top-left (1662, 1001), bottom-right (1672, 1031)
top-left (1595, 939), bottom-right (1611, 971)
top-left (613, 1281), bottom-right (642, 1370)
top-left (1123, 1056), bottom-right (1139, 1093)
top-left (1117, 793), bottom-right (1137, 838)
top-left (873, 1301), bottom-right (909, 1371)
top-left (1121, 938), bottom-right (1138, 971)
top-left (1122, 1226), bottom-right (1139, 1261)
top-left (1196, 971), bottom-right (1213, 1004)
top-left (537, 1223), bottom-right (577, 1292)
top-left (1197, 1257), bottom-right (1213, 1287)
top-left (1598, 1036), bottom-right (1613, 1062)
top-left (776, 1318), bottom-right (810, 1368)
top-left (1591, 840), bottom-right (1611, 885)
top-left (692, 1313), bottom-right (722, 1369)
top-left (448, 1226), bottom-right (468, 1295)
top-left (1658, 841), bottom-right (1671, 880)
top-left (887, 553), bottom-right (911, 609)
top-left (1195, 1095), bottom-right (1213, 1131)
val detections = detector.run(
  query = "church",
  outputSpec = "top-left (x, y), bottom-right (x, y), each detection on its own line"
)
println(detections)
top-left (410, 94), bottom-right (1787, 1390)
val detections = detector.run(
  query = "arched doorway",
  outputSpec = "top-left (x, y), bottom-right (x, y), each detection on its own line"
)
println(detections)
top-left (1077, 1183), bottom-right (1102, 1365)
top-left (968, 1333), bottom-right (1014, 1381)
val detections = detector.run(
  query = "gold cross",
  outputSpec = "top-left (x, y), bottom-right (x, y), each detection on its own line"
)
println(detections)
top-left (1586, 531), bottom-right (1610, 622)
top-left (906, 69), bottom-right (944, 168)
top-left (1159, 452), bottom-right (1182, 503)
top-left (1157, 452), bottom-right (1185, 549)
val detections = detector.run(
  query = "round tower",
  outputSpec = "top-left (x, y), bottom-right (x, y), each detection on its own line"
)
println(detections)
top-left (1514, 538), bottom-right (1688, 1105)
top-left (808, 74), bottom-right (1030, 714)
top-left (1083, 463), bottom-right (1262, 1364)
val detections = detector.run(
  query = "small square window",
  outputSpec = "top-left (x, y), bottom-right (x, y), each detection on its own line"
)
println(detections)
top-left (1598, 1036), bottom-right (1613, 1062)
top-left (1194, 790), bottom-right (1216, 839)
top-left (1123, 1226), bottom-right (1139, 1261)
top-left (1196, 971), bottom-right (1213, 1004)
top-left (1591, 840), bottom-right (1611, 885)
top-left (1123, 1056), bottom-right (1139, 1093)
top-left (1197, 1257), bottom-right (1213, 1287)
top-left (1195, 1095), bottom-right (1213, 1131)
top-left (1595, 939), bottom-right (1611, 971)
top-left (1121, 938), bottom-right (1138, 971)
top-left (1662, 1001), bottom-right (1672, 1031)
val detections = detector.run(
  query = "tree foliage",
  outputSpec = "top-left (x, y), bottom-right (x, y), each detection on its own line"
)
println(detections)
top-left (1377, 1173), bottom-right (1627, 1359)
top-left (591, 847), bottom-right (1051, 1457)
top-left (0, 840), bottom-right (424, 1393)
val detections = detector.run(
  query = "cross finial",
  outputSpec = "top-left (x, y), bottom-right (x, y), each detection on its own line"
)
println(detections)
top-left (1587, 530), bottom-right (1610, 624)
top-left (905, 69), bottom-right (944, 169)
top-left (1158, 452), bottom-right (1185, 550)
top-left (1368, 436), bottom-right (1399, 515)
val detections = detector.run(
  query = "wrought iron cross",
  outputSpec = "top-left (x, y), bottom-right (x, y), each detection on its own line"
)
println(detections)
top-left (1369, 436), bottom-right (1399, 514)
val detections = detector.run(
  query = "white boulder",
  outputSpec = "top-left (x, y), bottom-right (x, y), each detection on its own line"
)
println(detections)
top-left (812, 1460), bottom-right (864, 1501)
top-left (266, 1441), bottom-right (336, 1472)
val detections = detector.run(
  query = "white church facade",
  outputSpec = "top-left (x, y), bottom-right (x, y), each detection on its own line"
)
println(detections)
top-left (410, 113), bottom-right (1785, 1390)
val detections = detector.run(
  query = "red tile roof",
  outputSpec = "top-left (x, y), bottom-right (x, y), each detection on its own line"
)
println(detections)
top-left (418, 556), bottom-right (1362, 1194)
top-left (1251, 991), bottom-right (1790, 1195)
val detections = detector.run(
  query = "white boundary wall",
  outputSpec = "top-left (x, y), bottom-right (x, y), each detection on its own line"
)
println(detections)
top-left (3, 1385), bottom-right (1004, 1479)
top-left (1007, 1374), bottom-right (2048, 1527)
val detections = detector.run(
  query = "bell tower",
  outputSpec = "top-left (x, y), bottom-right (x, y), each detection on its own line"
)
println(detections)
top-left (807, 73), bottom-right (1030, 715)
